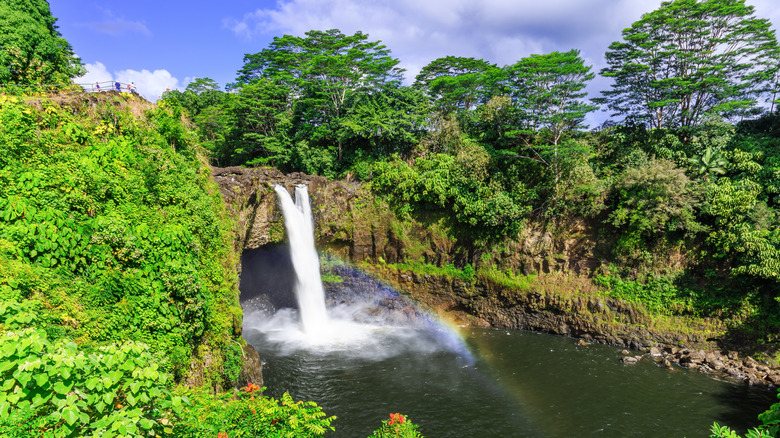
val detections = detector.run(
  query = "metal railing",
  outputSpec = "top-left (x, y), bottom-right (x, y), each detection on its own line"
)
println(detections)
top-left (0, 81), bottom-right (138, 97)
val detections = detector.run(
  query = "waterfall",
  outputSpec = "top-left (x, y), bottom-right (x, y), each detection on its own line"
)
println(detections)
top-left (274, 184), bottom-right (329, 333)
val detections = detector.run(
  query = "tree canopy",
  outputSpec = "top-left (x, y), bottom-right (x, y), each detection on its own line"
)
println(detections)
top-left (507, 49), bottom-right (596, 145)
top-left (413, 56), bottom-right (502, 114)
top-left (236, 29), bottom-right (404, 161)
top-left (598, 0), bottom-right (780, 128)
top-left (0, 0), bottom-right (84, 84)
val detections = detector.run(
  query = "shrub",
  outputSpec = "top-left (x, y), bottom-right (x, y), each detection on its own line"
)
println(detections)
top-left (368, 413), bottom-right (423, 438)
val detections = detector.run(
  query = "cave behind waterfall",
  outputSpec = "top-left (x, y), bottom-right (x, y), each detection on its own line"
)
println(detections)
top-left (239, 244), bottom-right (297, 310)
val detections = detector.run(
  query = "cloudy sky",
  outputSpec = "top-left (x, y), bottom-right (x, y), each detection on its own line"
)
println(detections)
top-left (51, 0), bottom-right (780, 124)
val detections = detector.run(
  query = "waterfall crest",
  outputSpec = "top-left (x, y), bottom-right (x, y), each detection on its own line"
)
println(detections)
top-left (273, 184), bottom-right (329, 333)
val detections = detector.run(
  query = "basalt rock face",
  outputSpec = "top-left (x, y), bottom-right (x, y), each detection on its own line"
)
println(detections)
top-left (367, 265), bottom-right (715, 350)
top-left (365, 264), bottom-right (780, 386)
top-left (212, 166), bottom-right (312, 253)
top-left (211, 167), bottom-right (603, 275)
top-left (212, 166), bottom-right (422, 266)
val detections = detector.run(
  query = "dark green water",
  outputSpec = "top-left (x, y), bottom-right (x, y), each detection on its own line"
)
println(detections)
top-left (243, 324), bottom-right (775, 438)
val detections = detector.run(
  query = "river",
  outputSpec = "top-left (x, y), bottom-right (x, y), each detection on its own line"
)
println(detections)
top-left (243, 320), bottom-right (775, 437)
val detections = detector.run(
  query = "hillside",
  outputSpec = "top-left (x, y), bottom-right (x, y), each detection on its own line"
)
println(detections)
top-left (0, 91), bottom-right (290, 436)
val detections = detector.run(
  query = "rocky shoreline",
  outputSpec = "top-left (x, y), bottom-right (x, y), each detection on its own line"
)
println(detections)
top-left (361, 264), bottom-right (780, 389)
top-left (620, 345), bottom-right (780, 387)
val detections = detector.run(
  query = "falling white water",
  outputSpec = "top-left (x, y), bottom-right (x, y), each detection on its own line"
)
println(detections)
top-left (273, 184), bottom-right (329, 334)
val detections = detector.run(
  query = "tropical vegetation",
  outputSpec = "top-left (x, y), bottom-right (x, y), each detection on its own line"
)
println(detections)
top-left (2, 0), bottom-right (780, 436)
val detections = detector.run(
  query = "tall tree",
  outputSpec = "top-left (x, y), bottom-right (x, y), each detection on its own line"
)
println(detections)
top-left (598, 0), bottom-right (780, 128)
top-left (223, 79), bottom-right (292, 167)
top-left (236, 29), bottom-right (404, 161)
top-left (0, 0), bottom-right (84, 84)
top-left (413, 56), bottom-right (502, 114)
top-left (340, 83), bottom-right (429, 159)
top-left (507, 49), bottom-right (596, 146)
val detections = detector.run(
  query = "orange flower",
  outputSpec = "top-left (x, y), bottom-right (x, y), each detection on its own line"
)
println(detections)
top-left (217, 432), bottom-right (228, 438)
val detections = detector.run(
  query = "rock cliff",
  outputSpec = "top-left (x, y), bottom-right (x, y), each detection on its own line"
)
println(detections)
top-left (213, 167), bottom-right (780, 386)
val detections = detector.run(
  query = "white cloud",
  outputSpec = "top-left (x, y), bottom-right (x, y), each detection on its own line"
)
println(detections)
top-left (114, 69), bottom-right (180, 101)
top-left (224, 0), bottom-right (780, 129)
top-left (76, 62), bottom-right (113, 84)
top-left (75, 62), bottom-right (181, 101)
top-left (223, 0), bottom-right (666, 82)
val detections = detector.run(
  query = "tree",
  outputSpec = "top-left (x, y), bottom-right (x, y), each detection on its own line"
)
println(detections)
top-left (413, 56), bottom-right (502, 114)
top-left (507, 49), bottom-right (596, 146)
top-left (222, 79), bottom-right (292, 167)
top-left (165, 78), bottom-right (226, 118)
top-left (0, 0), bottom-right (84, 84)
top-left (340, 84), bottom-right (429, 159)
top-left (236, 29), bottom-right (404, 161)
top-left (598, 0), bottom-right (780, 128)
top-left (185, 77), bottom-right (220, 95)
top-left (492, 50), bottom-right (597, 200)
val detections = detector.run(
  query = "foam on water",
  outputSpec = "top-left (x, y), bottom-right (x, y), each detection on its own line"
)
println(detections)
top-left (249, 184), bottom-right (473, 363)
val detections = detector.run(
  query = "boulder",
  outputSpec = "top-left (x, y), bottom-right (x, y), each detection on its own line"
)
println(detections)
top-left (680, 350), bottom-right (705, 365)
top-left (704, 352), bottom-right (725, 370)
top-left (621, 356), bottom-right (640, 365)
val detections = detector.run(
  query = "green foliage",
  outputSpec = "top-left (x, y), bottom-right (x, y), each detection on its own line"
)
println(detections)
top-left (340, 83), bottom-right (429, 161)
top-left (222, 342), bottom-right (244, 388)
top-left (371, 145), bottom-right (531, 244)
top-left (237, 28), bottom-right (404, 162)
top-left (367, 413), bottom-right (423, 438)
top-left (0, 309), bottom-right (183, 438)
top-left (689, 147), bottom-right (729, 181)
top-left (0, 308), bottom-right (335, 437)
top-left (0, 0), bottom-right (85, 84)
top-left (477, 266), bottom-right (533, 291)
top-left (506, 49), bottom-right (597, 145)
top-left (0, 94), bottom-right (241, 384)
top-left (413, 56), bottom-right (501, 114)
top-left (174, 383), bottom-right (336, 437)
top-left (608, 158), bottom-right (704, 265)
top-left (701, 178), bottom-right (780, 281)
top-left (222, 79), bottom-right (292, 167)
top-left (389, 260), bottom-right (475, 283)
top-left (594, 275), bottom-right (693, 315)
top-left (598, 0), bottom-right (780, 127)
top-left (320, 273), bottom-right (344, 283)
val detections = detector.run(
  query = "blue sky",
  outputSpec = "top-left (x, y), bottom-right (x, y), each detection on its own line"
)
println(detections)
top-left (51, 0), bottom-right (780, 124)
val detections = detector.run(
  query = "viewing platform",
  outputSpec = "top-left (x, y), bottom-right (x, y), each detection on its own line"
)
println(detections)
top-left (0, 81), bottom-right (138, 97)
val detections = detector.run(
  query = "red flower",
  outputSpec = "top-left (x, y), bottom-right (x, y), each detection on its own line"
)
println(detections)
top-left (217, 433), bottom-right (228, 438)
top-left (242, 382), bottom-right (262, 394)
top-left (388, 413), bottom-right (405, 425)
top-left (252, 410), bottom-right (256, 414)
